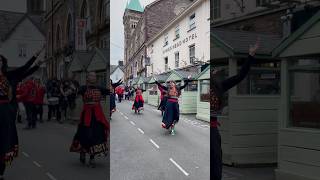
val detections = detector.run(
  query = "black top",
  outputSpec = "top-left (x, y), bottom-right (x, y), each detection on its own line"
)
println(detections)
top-left (155, 79), bottom-right (190, 98)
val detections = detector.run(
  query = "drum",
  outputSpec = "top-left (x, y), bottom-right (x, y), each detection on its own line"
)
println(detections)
top-left (48, 97), bottom-right (59, 105)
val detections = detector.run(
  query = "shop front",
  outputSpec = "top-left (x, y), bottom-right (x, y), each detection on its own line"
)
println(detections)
top-left (273, 10), bottom-right (320, 180)
top-left (211, 28), bottom-right (281, 165)
top-left (196, 65), bottom-right (210, 122)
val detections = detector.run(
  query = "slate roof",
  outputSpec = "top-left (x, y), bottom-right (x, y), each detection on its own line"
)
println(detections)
top-left (211, 28), bottom-right (282, 56)
top-left (69, 51), bottom-right (95, 72)
top-left (110, 65), bottom-right (117, 74)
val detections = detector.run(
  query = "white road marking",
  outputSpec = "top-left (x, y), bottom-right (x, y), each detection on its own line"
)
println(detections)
top-left (120, 112), bottom-right (124, 115)
top-left (137, 128), bottom-right (144, 134)
top-left (33, 161), bottom-right (42, 168)
top-left (22, 152), bottom-right (30, 158)
top-left (149, 139), bottom-right (160, 149)
top-left (124, 116), bottom-right (129, 120)
top-left (46, 172), bottom-right (58, 180)
top-left (130, 121), bottom-right (135, 126)
top-left (169, 158), bottom-right (189, 176)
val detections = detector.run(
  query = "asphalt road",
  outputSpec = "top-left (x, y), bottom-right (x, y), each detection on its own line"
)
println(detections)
top-left (110, 100), bottom-right (210, 180)
top-left (5, 120), bottom-right (109, 180)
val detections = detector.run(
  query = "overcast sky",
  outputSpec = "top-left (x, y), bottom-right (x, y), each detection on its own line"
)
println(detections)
top-left (110, 0), bottom-right (156, 65)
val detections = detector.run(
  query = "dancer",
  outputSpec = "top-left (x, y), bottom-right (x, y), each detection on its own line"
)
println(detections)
top-left (155, 76), bottom-right (191, 135)
top-left (211, 40), bottom-right (259, 180)
top-left (132, 87), bottom-right (145, 114)
top-left (70, 72), bottom-right (110, 168)
top-left (0, 48), bottom-right (44, 179)
top-left (157, 82), bottom-right (168, 116)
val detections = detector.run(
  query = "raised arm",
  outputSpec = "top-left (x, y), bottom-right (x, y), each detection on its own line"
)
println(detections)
top-left (179, 75), bottom-right (192, 90)
top-left (155, 80), bottom-right (167, 91)
top-left (112, 79), bottom-right (122, 88)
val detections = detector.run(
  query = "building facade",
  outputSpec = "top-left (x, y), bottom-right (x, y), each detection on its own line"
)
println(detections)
top-left (44, 0), bottom-right (109, 79)
top-left (146, 0), bottom-right (209, 75)
top-left (123, 0), bottom-right (195, 85)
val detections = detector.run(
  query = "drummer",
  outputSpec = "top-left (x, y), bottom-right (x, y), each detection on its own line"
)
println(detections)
top-left (46, 78), bottom-right (61, 122)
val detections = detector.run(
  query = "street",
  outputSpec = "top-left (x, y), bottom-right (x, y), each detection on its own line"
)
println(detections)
top-left (110, 100), bottom-right (210, 180)
top-left (5, 118), bottom-right (109, 180)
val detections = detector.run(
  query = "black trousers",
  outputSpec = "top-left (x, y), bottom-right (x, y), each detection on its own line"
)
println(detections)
top-left (48, 104), bottom-right (61, 121)
top-left (0, 163), bottom-right (5, 176)
top-left (212, 127), bottom-right (222, 180)
top-left (35, 104), bottom-right (43, 121)
top-left (25, 102), bottom-right (36, 128)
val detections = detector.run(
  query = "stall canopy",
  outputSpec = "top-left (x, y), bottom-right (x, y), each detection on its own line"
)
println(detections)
top-left (166, 68), bottom-right (199, 82)
top-left (195, 65), bottom-right (210, 80)
top-left (211, 28), bottom-right (282, 59)
top-left (69, 50), bottom-right (95, 72)
top-left (148, 72), bottom-right (170, 84)
top-left (87, 48), bottom-right (108, 72)
top-left (273, 10), bottom-right (320, 58)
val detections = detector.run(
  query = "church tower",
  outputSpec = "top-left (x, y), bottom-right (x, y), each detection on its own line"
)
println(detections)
top-left (123, 0), bottom-right (143, 67)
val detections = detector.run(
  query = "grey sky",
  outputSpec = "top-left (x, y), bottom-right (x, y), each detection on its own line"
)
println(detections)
top-left (110, 0), bottom-right (156, 65)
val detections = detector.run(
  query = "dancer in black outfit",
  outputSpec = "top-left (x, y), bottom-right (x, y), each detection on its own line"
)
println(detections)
top-left (0, 46), bottom-right (45, 180)
top-left (155, 76), bottom-right (191, 135)
top-left (211, 40), bottom-right (259, 180)
top-left (110, 79), bottom-right (122, 117)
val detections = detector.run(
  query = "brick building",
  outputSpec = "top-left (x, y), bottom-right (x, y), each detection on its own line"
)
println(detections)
top-left (123, 0), bottom-right (194, 85)
top-left (44, 0), bottom-right (109, 79)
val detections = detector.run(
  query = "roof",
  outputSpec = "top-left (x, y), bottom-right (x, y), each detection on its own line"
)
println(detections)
top-left (69, 51), bottom-right (95, 72)
top-left (211, 28), bottom-right (281, 58)
top-left (195, 65), bottom-right (209, 79)
top-left (87, 48), bottom-right (109, 71)
top-left (0, 10), bottom-right (25, 41)
top-left (126, 0), bottom-right (144, 12)
top-left (273, 9), bottom-right (320, 58)
top-left (110, 65), bottom-right (117, 74)
top-left (0, 10), bottom-right (45, 41)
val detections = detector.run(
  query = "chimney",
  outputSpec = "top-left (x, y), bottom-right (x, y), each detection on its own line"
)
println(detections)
top-left (119, 60), bottom-right (124, 66)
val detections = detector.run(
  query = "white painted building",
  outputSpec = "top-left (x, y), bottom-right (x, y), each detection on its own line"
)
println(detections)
top-left (146, 0), bottom-right (210, 76)
top-left (0, 11), bottom-right (46, 77)
top-left (110, 65), bottom-right (124, 83)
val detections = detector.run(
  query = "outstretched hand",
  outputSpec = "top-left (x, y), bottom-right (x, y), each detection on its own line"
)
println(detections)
top-left (249, 38), bottom-right (260, 57)
top-left (187, 75), bottom-right (191, 80)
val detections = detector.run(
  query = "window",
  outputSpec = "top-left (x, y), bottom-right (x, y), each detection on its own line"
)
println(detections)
top-left (164, 57), bottom-right (168, 71)
top-left (200, 80), bottom-right (210, 102)
top-left (175, 52), bottom-right (179, 68)
top-left (18, 44), bottom-right (27, 57)
top-left (185, 80), bottom-right (198, 91)
top-left (237, 61), bottom-right (281, 95)
top-left (175, 25), bottom-right (180, 39)
top-left (164, 34), bottom-right (169, 47)
top-left (289, 59), bottom-right (320, 129)
top-left (149, 84), bottom-right (158, 95)
top-left (213, 0), bottom-right (221, 19)
top-left (189, 44), bottom-right (195, 64)
top-left (189, 13), bottom-right (196, 30)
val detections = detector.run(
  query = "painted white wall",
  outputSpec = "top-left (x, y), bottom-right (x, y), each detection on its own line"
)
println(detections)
top-left (0, 17), bottom-right (46, 68)
top-left (110, 67), bottom-right (124, 82)
top-left (147, 0), bottom-right (210, 76)
top-left (0, 0), bottom-right (27, 13)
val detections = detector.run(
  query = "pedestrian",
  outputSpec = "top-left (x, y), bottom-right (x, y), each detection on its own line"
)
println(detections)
top-left (211, 39), bottom-right (259, 180)
top-left (155, 76), bottom-right (191, 135)
top-left (0, 48), bottom-right (44, 179)
top-left (20, 78), bottom-right (37, 129)
top-left (34, 78), bottom-right (46, 123)
top-left (132, 87), bottom-right (145, 114)
top-left (110, 79), bottom-right (122, 118)
top-left (47, 78), bottom-right (61, 123)
top-left (60, 79), bottom-right (76, 122)
top-left (70, 72), bottom-right (110, 168)
top-left (117, 86), bottom-right (124, 103)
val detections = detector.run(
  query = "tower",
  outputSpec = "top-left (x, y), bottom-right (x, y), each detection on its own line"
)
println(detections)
top-left (123, 0), bottom-right (143, 67)
top-left (27, 0), bottom-right (45, 14)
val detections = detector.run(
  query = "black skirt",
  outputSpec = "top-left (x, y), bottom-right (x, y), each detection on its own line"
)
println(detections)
top-left (0, 103), bottom-right (18, 165)
top-left (70, 110), bottom-right (108, 156)
top-left (110, 93), bottom-right (116, 111)
top-left (132, 100), bottom-right (144, 110)
top-left (158, 97), bottom-right (167, 111)
top-left (162, 100), bottom-right (179, 129)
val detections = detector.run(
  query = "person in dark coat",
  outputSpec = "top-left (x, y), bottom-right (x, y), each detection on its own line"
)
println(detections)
top-left (211, 40), bottom-right (259, 180)
top-left (155, 76), bottom-right (191, 135)
top-left (0, 46), bottom-right (44, 179)
top-left (110, 79), bottom-right (122, 118)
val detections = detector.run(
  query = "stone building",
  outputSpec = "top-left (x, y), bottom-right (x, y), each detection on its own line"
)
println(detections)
top-left (44, 0), bottom-right (109, 79)
top-left (123, 0), bottom-right (195, 85)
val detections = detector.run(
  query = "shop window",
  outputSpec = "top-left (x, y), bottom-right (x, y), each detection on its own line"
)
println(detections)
top-left (185, 80), bottom-right (198, 91)
top-left (237, 61), bottom-right (281, 95)
top-left (149, 84), bottom-right (158, 95)
top-left (289, 59), bottom-right (320, 129)
top-left (200, 79), bottom-right (210, 102)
